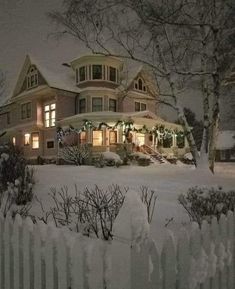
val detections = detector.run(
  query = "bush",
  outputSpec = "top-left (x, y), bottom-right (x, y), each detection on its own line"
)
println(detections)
top-left (178, 186), bottom-right (235, 226)
top-left (38, 184), bottom-right (127, 240)
top-left (131, 152), bottom-right (151, 166)
top-left (94, 152), bottom-right (123, 168)
top-left (0, 144), bottom-right (34, 205)
top-left (59, 144), bottom-right (90, 166)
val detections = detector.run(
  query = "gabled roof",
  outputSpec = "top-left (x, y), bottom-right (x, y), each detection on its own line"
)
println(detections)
top-left (12, 55), bottom-right (80, 98)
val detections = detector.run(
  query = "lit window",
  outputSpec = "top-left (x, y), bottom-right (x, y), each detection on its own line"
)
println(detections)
top-left (92, 65), bottom-right (102, 80)
top-left (109, 99), bottom-right (117, 112)
top-left (92, 97), bottom-right (103, 112)
top-left (109, 131), bottom-right (117, 144)
top-left (79, 131), bottom-right (86, 144)
top-left (44, 103), bottom-right (56, 127)
top-left (32, 132), bottom-right (39, 149)
top-left (27, 66), bottom-right (38, 89)
top-left (79, 66), bottom-right (86, 82)
top-left (109, 67), bottom-right (116, 82)
top-left (21, 102), bottom-right (31, 119)
top-left (79, 99), bottom-right (86, 113)
top-left (135, 101), bottom-right (146, 112)
top-left (12, 137), bottom-right (16, 146)
top-left (24, 133), bottom-right (30, 146)
top-left (93, 130), bottom-right (103, 146)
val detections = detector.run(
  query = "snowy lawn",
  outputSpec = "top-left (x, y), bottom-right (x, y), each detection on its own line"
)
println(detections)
top-left (31, 162), bottom-right (235, 250)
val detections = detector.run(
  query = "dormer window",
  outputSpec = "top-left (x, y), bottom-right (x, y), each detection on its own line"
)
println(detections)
top-left (134, 77), bottom-right (146, 92)
top-left (27, 66), bottom-right (38, 89)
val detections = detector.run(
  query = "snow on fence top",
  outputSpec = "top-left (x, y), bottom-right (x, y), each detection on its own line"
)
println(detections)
top-left (0, 210), bottom-right (234, 289)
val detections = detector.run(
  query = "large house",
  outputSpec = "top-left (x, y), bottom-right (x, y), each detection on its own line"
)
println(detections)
top-left (0, 54), bottom-right (188, 163)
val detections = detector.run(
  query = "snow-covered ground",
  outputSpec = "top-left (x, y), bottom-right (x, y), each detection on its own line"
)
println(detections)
top-left (32, 162), bottom-right (235, 250)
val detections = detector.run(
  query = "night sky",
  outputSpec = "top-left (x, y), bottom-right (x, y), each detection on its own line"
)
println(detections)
top-left (0, 0), bottom-right (206, 120)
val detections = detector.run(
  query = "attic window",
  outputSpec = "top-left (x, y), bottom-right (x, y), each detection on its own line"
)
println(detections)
top-left (134, 77), bottom-right (146, 92)
top-left (27, 66), bottom-right (38, 89)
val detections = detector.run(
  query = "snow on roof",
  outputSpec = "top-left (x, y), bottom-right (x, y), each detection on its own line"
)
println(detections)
top-left (216, 130), bottom-right (235, 149)
top-left (29, 55), bottom-right (80, 93)
top-left (58, 110), bottom-right (183, 130)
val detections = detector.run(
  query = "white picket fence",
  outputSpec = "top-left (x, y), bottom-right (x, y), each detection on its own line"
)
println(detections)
top-left (0, 211), bottom-right (234, 289)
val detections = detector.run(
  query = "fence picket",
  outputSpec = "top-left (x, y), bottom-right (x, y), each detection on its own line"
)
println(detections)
top-left (56, 232), bottom-right (68, 289)
top-left (189, 223), bottom-right (201, 289)
top-left (148, 239), bottom-right (162, 289)
top-left (0, 214), bottom-right (4, 289)
top-left (44, 226), bottom-right (55, 289)
top-left (12, 214), bottom-right (22, 289)
top-left (131, 241), bottom-right (150, 289)
top-left (33, 223), bottom-right (42, 289)
top-left (71, 236), bottom-right (84, 289)
top-left (201, 220), bottom-right (211, 289)
top-left (211, 217), bottom-right (220, 289)
top-left (219, 214), bottom-right (228, 289)
top-left (227, 211), bottom-right (234, 289)
top-left (161, 231), bottom-right (176, 289)
top-left (177, 228), bottom-right (190, 289)
top-left (4, 213), bottom-right (12, 289)
top-left (0, 210), bottom-right (234, 289)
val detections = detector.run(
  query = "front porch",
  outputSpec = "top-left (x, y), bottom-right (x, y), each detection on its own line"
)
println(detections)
top-left (57, 111), bottom-right (189, 161)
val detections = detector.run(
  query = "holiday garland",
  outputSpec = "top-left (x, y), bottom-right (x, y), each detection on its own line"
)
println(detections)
top-left (57, 119), bottom-right (185, 142)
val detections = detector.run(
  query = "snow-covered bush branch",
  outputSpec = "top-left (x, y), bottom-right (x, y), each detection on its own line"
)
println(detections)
top-left (59, 143), bottom-right (90, 165)
top-left (140, 186), bottom-right (157, 223)
top-left (178, 186), bottom-right (235, 226)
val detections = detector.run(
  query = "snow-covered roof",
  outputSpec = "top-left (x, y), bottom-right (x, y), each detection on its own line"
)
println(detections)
top-left (12, 55), bottom-right (80, 98)
top-left (216, 130), bottom-right (235, 149)
top-left (57, 110), bottom-right (183, 130)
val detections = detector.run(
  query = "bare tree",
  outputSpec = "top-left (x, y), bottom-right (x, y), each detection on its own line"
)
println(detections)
top-left (49, 0), bottom-right (235, 172)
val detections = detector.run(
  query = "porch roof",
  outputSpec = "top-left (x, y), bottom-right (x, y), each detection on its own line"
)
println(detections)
top-left (57, 110), bottom-right (183, 131)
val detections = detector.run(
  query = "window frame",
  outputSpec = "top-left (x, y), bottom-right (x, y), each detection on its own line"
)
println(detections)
top-left (31, 132), bottom-right (40, 149)
top-left (92, 130), bottom-right (103, 146)
top-left (92, 64), bottom-right (103, 80)
top-left (44, 102), bottom-right (56, 128)
top-left (79, 98), bottom-right (86, 114)
top-left (27, 66), bottom-right (38, 89)
top-left (109, 98), bottom-right (117, 112)
top-left (135, 101), bottom-right (147, 112)
top-left (92, 97), bottom-right (103, 112)
top-left (109, 67), bottom-right (117, 82)
top-left (109, 130), bottom-right (117, 145)
top-left (21, 102), bottom-right (32, 120)
top-left (46, 140), bottom-right (55, 149)
top-left (24, 133), bottom-right (30, 146)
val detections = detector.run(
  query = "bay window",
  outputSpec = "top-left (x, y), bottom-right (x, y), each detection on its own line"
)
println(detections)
top-left (92, 97), bottom-right (103, 112)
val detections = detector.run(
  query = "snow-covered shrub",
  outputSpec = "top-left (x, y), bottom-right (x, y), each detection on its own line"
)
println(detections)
top-left (181, 152), bottom-right (195, 165)
top-left (102, 152), bottom-right (123, 167)
top-left (94, 152), bottom-right (123, 168)
top-left (0, 144), bottom-right (34, 206)
top-left (178, 186), bottom-right (235, 226)
top-left (59, 144), bottom-right (90, 165)
top-left (131, 152), bottom-right (151, 166)
top-left (41, 184), bottom-right (127, 240)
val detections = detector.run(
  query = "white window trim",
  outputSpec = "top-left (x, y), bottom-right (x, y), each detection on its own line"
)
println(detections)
top-left (31, 131), bottom-right (40, 150)
top-left (91, 96), bottom-right (104, 112)
top-left (134, 101), bottom-right (147, 111)
top-left (27, 67), bottom-right (38, 89)
top-left (108, 97), bottom-right (117, 112)
top-left (21, 101), bottom-right (32, 120)
top-left (44, 102), bottom-right (56, 128)
top-left (76, 65), bottom-right (119, 84)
